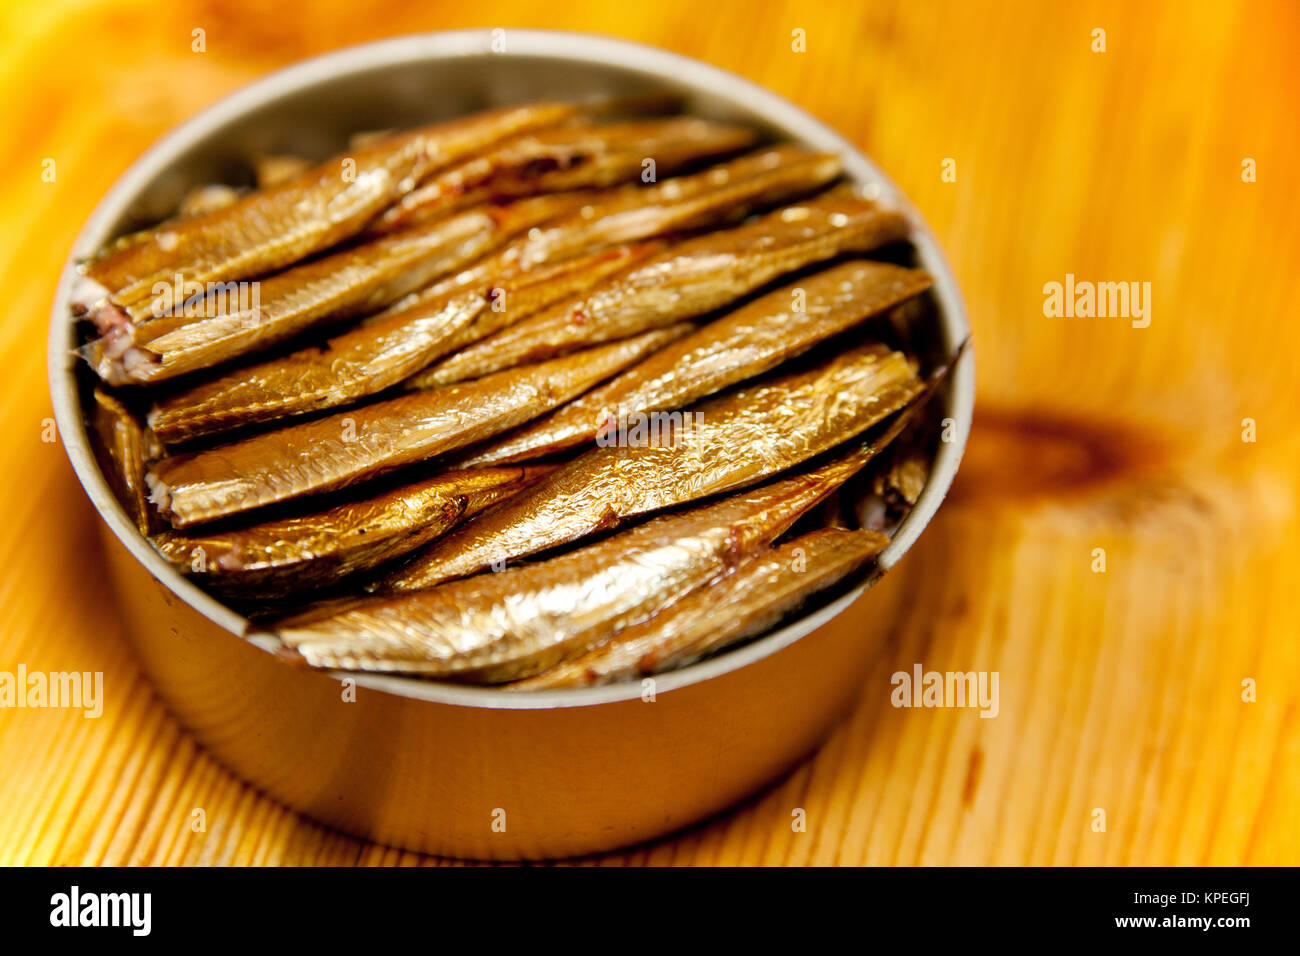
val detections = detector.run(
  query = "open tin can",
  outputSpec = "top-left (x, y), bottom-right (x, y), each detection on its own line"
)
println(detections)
top-left (48, 30), bottom-right (974, 860)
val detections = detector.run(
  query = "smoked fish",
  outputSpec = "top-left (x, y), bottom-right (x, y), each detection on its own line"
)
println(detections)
top-left (147, 244), bottom-right (654, 444)
top-left (85, 204), bottom-right (534, 386)
top-left (381, 344), bottom-right (924, 591)
top-left (146, 326), bottom-right (692, 528)
top-left (503, 144), bottom-right (842, 270)
top-left (153, 465), bottom-right (552, 597)
top-left (88, 388), bottom-right (162, 536)
top-left (410, 188), bottom-right (910, 388)
top-left (177, 184), bottom-right (242, 219)
top-left (69, 100), bottom-right (954, 686)
top-left (454, 259), bottom-right (930, 465)
top-left (512, 528), bottom-right (886, 688)
top-left (73, 101), bottom-right (577, 326)
top-left (254, 154), bottom-right (312, 189)
top-left (273, 454), bottom-right (874, 679)
top-left (370, 117), bottom-right (757, 233)
top-left (373, 145), bottom-right (841, 330)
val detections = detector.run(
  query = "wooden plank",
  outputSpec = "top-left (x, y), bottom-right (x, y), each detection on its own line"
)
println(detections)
top-left (0, 0), bottom-right (1296, 865)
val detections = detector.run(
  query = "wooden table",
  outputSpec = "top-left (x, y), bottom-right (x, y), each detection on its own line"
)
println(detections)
top-left (1, 0), bottom-right (1296, 865)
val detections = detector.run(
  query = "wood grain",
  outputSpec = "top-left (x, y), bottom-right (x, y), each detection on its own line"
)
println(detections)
top-left (1, 0), bottom-right (1296, 865)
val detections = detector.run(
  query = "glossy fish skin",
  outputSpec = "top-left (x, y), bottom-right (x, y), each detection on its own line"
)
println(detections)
top-left (457, 259), bottom-right (930, 466)
top-left (147, 291), bottom-right (484, 445)
top-left (369, 117), bottom-right (758, 234)
top-left (87, 208), bottom-right (509, 386)
top-left (347, 189), bottom-right (602, 311)
top-left (145, 234), bottom-right (644, 447)
top-left (75, 101), bottom-right (577, 324)
top-left (87, 388), bottom-right (162, 536)
top-left (152, 465), bottom-right (553, 598)
top-left (147, 325), bottom-right (692, 528)
top-left (877, 422), bottom-right (932, 508)
top-left (504, 145), bottom-right (843, 271)
top-left (397, 243), bottom-right (661, 373)
top-left (410, 189), bottom-right (910, 388)
top-left (382, 145), bottom-right (838, 336)
top-left (254, 154), bottom-right (312, 189)
top-left (273, 456), bottom-right (870, 679)
top-left (382, 344), bottom-right (924, 591)
top-left (363, 189), bottom-right (608, 310)
top-left (378, 144), bottom-right (839, 323)
top-left (177, 184), bottom-right (242, 219)
top-left (90, 184), bottom-right (244, 263)
top-left (512, 528), bottom-right (887, 688)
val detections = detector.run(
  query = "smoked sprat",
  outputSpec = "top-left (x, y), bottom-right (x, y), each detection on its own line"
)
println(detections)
top-left (75, 96), bottom-right (953, 688)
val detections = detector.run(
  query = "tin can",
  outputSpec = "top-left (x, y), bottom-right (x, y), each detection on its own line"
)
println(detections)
top-left (48, 31), bottom-right (974, 860)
